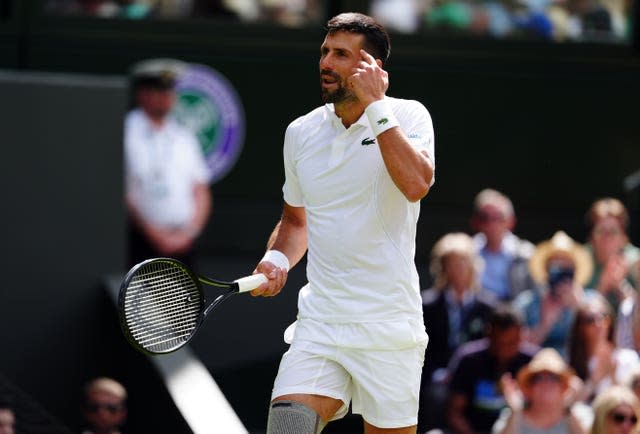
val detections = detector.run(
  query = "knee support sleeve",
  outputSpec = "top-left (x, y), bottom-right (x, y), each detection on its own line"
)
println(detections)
top-left (266, 400), bottom-right (325, 434)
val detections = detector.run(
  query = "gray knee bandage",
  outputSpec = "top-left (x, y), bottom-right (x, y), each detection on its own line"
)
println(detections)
top-left (266, 400), bottom-right (325, 434)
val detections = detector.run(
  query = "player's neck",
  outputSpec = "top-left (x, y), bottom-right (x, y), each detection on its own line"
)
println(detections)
top-left (334, 98), bottom-right (365, 129)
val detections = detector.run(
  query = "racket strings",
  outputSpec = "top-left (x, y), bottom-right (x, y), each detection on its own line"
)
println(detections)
top-left (123, 261), bottom-right (202, 353)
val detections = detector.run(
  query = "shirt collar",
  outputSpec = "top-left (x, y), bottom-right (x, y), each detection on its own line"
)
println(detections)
top-left (323, 103), bottom-right (371, 131)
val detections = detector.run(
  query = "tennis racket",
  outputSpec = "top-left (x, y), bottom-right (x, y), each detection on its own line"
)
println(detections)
top-left (118, 257), bottom-right (267, 355)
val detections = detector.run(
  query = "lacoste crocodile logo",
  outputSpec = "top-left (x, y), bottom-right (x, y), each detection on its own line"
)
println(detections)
top-left (361, 137), bottom-right (376, 146)
top-left (377, 118), bottom-right (389, 125)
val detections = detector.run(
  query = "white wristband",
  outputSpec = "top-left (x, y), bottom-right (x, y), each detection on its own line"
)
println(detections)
top-left (261, 249), bottom-right (290, 271)
top-left (365, 99), bottom-right (400, 137)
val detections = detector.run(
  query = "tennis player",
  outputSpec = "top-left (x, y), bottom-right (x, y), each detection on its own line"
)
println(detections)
top-left (252, 12), bottom-right (435, 434)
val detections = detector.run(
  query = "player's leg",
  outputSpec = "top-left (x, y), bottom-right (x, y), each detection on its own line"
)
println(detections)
top-left (363, 421), bottom-right (417, 434)
top-left (266, 393), bottom-right (343, 434)
top-left (341, 342), bottom-right (426, 433)
top-left (267, 340), bottom-right (352, 433)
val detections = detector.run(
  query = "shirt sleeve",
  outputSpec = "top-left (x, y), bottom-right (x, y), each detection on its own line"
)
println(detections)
top-left (282, 122), bottom-right (304, 207)
top-left (395, 99), bottom-right (435, 186)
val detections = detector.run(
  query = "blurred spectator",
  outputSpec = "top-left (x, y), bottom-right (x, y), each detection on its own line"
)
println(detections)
top-left (44, 0), bottom-right (153, 18)
top-left (125, 59), bottom-right (212, 269)
top-left (590, 385), bottom-right (640, 434)
top-left (492, 348), bottom-right (589, 434)
top-left (215, 0), bottom-right (321, 26)
top-left (190, 0), bottom-right (239, 18)
top-left (81, 377), bottom-right (127, 434)
top-left (423, 0), bottom-right (475, 34)
top-left (470, 188), bottom-right (535, 302)
top-left (614, 279), bottom-right (640, 352)
top-left (423, 232), bottom-right (498, 380)
top-left (623, 364), bottom-right (640, 401)
top-left (420, 232), bottom-right (498, 432)
top-left (446, 304), bottom-right (539, 434)
top-left (584, 198), bottom-right (640, 311)
top-left (567, 294), bottom-right (639, 403)
top-left (513, 231), bottom-right (592, 357)
top-left (0, 397), bottom-right (15, 434)
top-left (371, 0), bottom-right (430, 33)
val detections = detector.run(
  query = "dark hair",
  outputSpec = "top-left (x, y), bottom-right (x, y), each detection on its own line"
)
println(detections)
top-left (325, 12), bottom-right (391, 65)
top-left (585, 197), bottom-right (629, 231)
top-left (567, 294), bottom-right (614, 380)
top-left (486, 304), bottom-right (523, 333)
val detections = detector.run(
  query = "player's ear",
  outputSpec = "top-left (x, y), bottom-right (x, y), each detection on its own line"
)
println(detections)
top-left (375, 58), bottom-right (383, 68)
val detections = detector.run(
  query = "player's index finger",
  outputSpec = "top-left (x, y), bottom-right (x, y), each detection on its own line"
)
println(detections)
top-left (360, 49), bottom-right (375, 63)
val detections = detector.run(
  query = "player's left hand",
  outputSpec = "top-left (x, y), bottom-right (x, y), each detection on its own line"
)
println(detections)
top-left (347, 49), bottom-right (388, 107)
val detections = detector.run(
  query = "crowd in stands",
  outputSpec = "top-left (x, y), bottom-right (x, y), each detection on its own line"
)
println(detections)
top-left (371, 0), bottom-right (630, 42)
top-left (418, 190), bottom-right (640, 434)
top-left (43, 0), bottom-right (629, 42)
top-left (42, 0), bottom-right (323, 26)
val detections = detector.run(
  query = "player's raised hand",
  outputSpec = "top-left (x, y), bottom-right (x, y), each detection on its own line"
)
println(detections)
top-left (347, 49), bottom-right (388, 107)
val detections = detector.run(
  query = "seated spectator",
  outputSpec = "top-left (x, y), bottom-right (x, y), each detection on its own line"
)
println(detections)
top-left (470, 188), bottom-right (535, 302)
top-left (0, 397), bottom-right (15, 434)
top-left (81, 377), bottom-right (127, 434)
top-left (623, 363), bottom-right (640, 402)
top-left (582, 198), bottom-right (640, 351)
top-left (492, 347), bottom-right (589, 434)
top-left (423, 232), bottom-right (499, 383)
top-left (590, 385), bottom-right (640, 434)
top-left (568, 294), bottom-right (639, 403)
top-left (513, 231), bottom-right (592, 358)
top-left (420, 232), bottom-right (498, 432)
top-left (446, 305), bottom-right (539, 434)
top-left (584, 198), bottom-right (640, 312)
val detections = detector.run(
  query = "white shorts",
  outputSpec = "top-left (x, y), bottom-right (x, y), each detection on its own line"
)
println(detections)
top-left (271, 321), bottom-right (428, 428)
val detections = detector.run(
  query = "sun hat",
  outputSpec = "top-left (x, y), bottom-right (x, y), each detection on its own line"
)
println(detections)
top-left (516, 348), bottom-right (574, 390)
top-left (528, 231), bottom-right (593, 286)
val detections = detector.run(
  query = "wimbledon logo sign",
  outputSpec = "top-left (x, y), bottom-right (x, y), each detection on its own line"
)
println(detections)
top-left (172, 63), bottom-right (245, 184)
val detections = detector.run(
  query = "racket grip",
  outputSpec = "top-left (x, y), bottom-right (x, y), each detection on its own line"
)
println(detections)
top-left (235, 274), bottom-right (268, 293)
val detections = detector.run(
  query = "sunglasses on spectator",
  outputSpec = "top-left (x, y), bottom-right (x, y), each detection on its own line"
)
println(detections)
top-left (609, 412), bottom-right (638, 425)
top-left (528, 372), bottom-right (562, 385)
top-left (86, 402), bottom-right (124, 414)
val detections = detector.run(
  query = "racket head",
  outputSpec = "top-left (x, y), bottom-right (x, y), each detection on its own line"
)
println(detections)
top-left (118, 257), bottom-right (205, 355)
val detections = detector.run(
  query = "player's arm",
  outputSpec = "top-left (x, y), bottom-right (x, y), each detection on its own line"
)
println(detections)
top-left (376, 127), bottom-right (433, 202)
top-left (251, 202), bottom-right (307, 297)
top-left (350, 49), bottom-right (433, 202)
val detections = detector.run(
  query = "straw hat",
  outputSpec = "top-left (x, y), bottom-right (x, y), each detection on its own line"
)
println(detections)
top-left (528, 231), bottom-right (593, 286)
top-left (516, 348), bottom-right (574, 390)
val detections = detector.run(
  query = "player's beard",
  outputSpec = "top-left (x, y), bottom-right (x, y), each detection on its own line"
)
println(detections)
top-left (320, 71), bottom-right (355, 104)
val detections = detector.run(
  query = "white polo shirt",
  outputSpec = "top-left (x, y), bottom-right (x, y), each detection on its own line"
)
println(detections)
top-left (125, 109), bottom-right (209, 228)
top-left (283, 97), bottom-right (435, 330)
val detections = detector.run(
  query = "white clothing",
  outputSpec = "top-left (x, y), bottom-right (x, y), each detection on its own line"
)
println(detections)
top-left (125, 109), bottom-right (209, 228)
top-left (271, 334), bottom-right (427, 428)
top-left (282, 96), bottom-right (435, 328)
top-left (273, 97), bottom-right (433, 427)
top-left (589, 347), bottom-right (640, 395)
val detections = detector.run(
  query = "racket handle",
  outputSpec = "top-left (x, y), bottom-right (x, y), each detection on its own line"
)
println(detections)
top-left (235, 274), bottom-right (268, 293)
